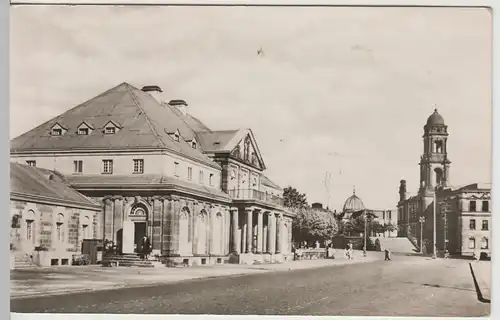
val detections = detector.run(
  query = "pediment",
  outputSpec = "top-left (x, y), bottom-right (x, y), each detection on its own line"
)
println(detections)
top-left (230, 130), bottom-right (265, 170)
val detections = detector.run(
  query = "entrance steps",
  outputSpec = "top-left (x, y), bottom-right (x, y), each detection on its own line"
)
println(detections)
top-left (371, 237), bottom-right (418, 254)
top-left (101, 253), bottom-right (155, 268)
top-left (12, 252), bottom-right (37, 270)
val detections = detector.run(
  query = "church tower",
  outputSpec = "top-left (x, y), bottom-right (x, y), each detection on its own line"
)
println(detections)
top-left (418, 108), bottom-right (451, 194)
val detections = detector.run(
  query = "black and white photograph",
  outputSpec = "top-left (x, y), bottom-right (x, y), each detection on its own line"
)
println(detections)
top-left (8, 3), bottom-right (493, 318)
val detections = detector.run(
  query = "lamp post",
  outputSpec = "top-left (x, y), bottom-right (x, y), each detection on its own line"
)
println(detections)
top-left (432, 185), bottom-right (440, 259)
top-left (418, 216), bottom-right (425, 254)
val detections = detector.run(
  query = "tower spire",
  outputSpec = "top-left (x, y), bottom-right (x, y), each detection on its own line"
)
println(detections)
top-left (353, 185), bottom-right (356, 195)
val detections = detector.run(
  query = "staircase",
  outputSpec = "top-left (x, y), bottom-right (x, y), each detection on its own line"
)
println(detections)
top-left (101, 253), bottom-right (156, 268)
top-left (371, 237), bottom-right (419, 254)
top-left (12, 252), bottom-right (37, 270)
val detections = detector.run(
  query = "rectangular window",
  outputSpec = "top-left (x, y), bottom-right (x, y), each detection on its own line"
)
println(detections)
top-left (52, 128), bottom-right (62, 136)
top-left (26, 220), bottom-right (34, 241)
top-left (174, 162), bottom-right (179, 176)
top-left (482, 201), bottom-right (489, 212)
top-left (469, 219), bottom-right (476, 230)
top-left (105, 127), bottom-right (116, 134)
top-left (482, 220), bottom-right (488, 231)
top-left (188, 167), bottom-right (193, 180)
top-left (199, 170), bottom-right (204, 183)
top-left (481, 238), bottom-right (489, 249)
top-left (73, 160), bottom-right (83, 173)
top-left (133, 159), bottom-right (144, 174)
top-left (56, 223), bottom-right (63, 242)
top-left (26, 160), bottom-right (36, 167)
top-left (469, 201), bottom-right (476, 212)
top-left (468, 238), bottom-right (476, 249)
top-left (209, 173), bottom-right (214, 186)
top-left (102, 160), bottom-right (113, 174)
top-left (78, 128), bottom-right (89, 135)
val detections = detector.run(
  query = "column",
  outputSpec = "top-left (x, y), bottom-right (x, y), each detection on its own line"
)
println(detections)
top-left (241, 211), bottom-right (247, 253)
top-left (246, 208), bottom-right (253, 253)
top-left (275, 213), bottom-right (282, 254)
top-left (231, 208), bottom-right (239, 253)
top-left (267, 212), bottom-right (275, 254)
top-left (256, 210), bottom-right (263, 254)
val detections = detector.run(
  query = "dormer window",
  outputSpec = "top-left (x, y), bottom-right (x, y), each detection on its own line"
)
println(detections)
top-left (190, 139), bottom-right (197, 149)
top-left (103, 120), bottom-right (121, 135)
top-left (105, 127), bottom-right (116, 134)
top-left (78, 128), bottom-right (89, 135)
top-left (50, 122), bottom-right (68, 136)
top-left (172, 130), bottom-right (180, 142)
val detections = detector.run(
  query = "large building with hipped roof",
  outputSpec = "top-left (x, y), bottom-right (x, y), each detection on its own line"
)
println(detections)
top-left (10, 82), bottom-right (294, 266)
top-left (397, 109), bottom-right (491, 258)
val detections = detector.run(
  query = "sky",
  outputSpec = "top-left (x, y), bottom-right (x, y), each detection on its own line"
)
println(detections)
top-left (10, 6), bottom-right (492, 210)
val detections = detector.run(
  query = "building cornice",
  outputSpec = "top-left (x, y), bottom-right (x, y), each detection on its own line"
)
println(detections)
top-left (10, 191), bottom-right (101, 211)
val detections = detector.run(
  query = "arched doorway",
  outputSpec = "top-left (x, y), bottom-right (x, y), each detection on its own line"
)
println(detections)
top-left (122, 203), bottom-right (149, 254)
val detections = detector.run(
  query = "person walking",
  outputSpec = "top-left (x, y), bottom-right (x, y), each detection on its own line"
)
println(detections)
top-left (384, 248), bottom-right (391, 261)
top-left (141, 236), bottom-right (151, 260)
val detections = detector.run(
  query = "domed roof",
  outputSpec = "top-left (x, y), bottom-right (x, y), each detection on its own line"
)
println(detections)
top-left (426, 108), bottom-right (445, 126)
top-left (342, 188), bottom-right (365, 213)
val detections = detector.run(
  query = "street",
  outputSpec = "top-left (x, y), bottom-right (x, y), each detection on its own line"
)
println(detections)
top-left (11, 256), bottom-right (489, 317)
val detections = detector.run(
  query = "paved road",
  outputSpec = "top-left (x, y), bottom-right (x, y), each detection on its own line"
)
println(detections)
top-left (11, 257), bottom-right (489, 317)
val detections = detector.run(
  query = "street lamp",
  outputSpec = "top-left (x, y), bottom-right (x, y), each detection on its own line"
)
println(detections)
top-left (418, 216), bottom-right (425, 254)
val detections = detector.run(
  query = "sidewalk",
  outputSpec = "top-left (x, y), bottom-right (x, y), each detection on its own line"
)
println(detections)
top-left (470, 261), bottom-right (491, 301)
top-left (11, 252), bottom-right (381, 299)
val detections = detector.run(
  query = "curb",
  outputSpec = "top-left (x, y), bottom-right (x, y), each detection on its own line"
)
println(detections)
top-left (10, 257), bottom-right (379, 300)
top-left (469, 262), bottom-right (490, 303)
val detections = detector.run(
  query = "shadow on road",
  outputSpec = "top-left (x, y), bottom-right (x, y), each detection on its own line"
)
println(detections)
top-left (403, 281), bottom-right (475, 293)
top-left (469, 263), bottom-right (490, 304)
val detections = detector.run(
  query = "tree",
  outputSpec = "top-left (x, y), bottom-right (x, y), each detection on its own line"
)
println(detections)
top-left (283, 186), bottom-right (308, 211)
top-left (384, 222), bottom-right (398, 233)
top-left (292, 207), bottom-right (338, 246)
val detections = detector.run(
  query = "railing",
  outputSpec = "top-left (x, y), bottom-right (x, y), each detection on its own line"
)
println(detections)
top-left (228, 188), bottom-right (284, 206)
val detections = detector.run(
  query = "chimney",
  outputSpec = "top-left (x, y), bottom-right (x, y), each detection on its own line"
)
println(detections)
top-left (141, 85), bottom-right (163, 104)
top-left (168, 99), bottom-right (188, 116)
top-left (399, 179), bottom-right (407, 202)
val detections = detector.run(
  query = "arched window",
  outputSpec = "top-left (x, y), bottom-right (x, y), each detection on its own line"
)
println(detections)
top-left (26, 210), bottom-right (36, 244)
top-left (197, 211), bottom-right (207, 254)
top-left (179, 207), bottom-right (191, 255)
top-left (481, 237), bottom-right (489, 249)
top-left (468, 237), bottom-right (476, 249)
top-left (56, 213), bottom-right (65, 243)
top-left (434, 168), bottom-right (443, 186)
top-left (435, 140), bottom-right (443, 153)
top-left (82, 216), bottom-right (91, 240)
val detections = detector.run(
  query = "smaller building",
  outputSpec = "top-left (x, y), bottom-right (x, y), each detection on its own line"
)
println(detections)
top-left (431, 183), bottom-right (492, 258)
top-left (10, 163), bottom-right (102, 267)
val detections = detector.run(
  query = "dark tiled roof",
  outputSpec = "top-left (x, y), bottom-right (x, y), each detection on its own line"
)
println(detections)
top-left (10, 162), bottom-right (100, 209)
top-left (66, 174), bottom-right (232, 202)
top-left (10, 82), bottom-right (220, 170)
top-left (196, 130), bottom-right (241, 152)
top-left (260, 174), bottom-right (282, 190)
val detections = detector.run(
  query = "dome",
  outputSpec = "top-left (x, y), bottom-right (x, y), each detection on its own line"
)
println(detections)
top-left (426, 108), bottom-right (445, 126)
top-left (342, 189), bottom-right (365, 213)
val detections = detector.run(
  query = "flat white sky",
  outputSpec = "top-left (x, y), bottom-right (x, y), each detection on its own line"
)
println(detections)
top-left (10, 5), bottom-right (492, 210)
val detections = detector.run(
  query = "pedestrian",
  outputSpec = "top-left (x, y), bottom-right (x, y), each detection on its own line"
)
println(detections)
top-left (141, 236), bottom-right (151, 260)
top-left (384, 249), bottom-right (391, 261)
top-left (292, 243), bottom-right (297, 261)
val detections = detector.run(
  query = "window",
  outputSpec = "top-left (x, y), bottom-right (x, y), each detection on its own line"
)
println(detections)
top-left (199, 170), bottom-right (204, 183)
top-left (133, 159), bottom-right (144, 174)
top-left (252, 177), bottom-right (257, 187)
top-left (174, 132), bottom-right (180, 142)
top-left (482, 220), bottom-right (488, 231)
top-left (56, 213), bottom-right (64, 243)
top-left (230, 170), bottom-right (236, 180)
top-left (73, 160), bottom-right (83, 173)
top-left (469, 201), bottom-right (476, 212)
top-left (174, 162), bottom-right (179, 176)
top-left (102, 160), bottom-right (113, 174)
top-left (435, 140), bottom-right (443, 153)
top-left (78, 128), bottom-right (89, 135)
top-left (482, 201), bottom-right (489, 212)
top-left (481, 237), bottom-right (489, 249)
top-left (469, 219), bottom-right (476, 230)
top-left (209, 173), bottom-right (214, 186)
top-left (192, 141), bottom-right (197, 149)
top-left (388, 210), bottom-right (392, 220)
top-left (468, 237), bottom-right (476, 249)
top-left (52, 128), bottom-right (62, 136)
top-left (187, 167), bottom-right (192, 180)
top-left (26, 160), bottom-right (36, 167)
top-left (26, 220), bottom-right (34, 242)
top-left (105, 127), bottom-right (116, 134)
